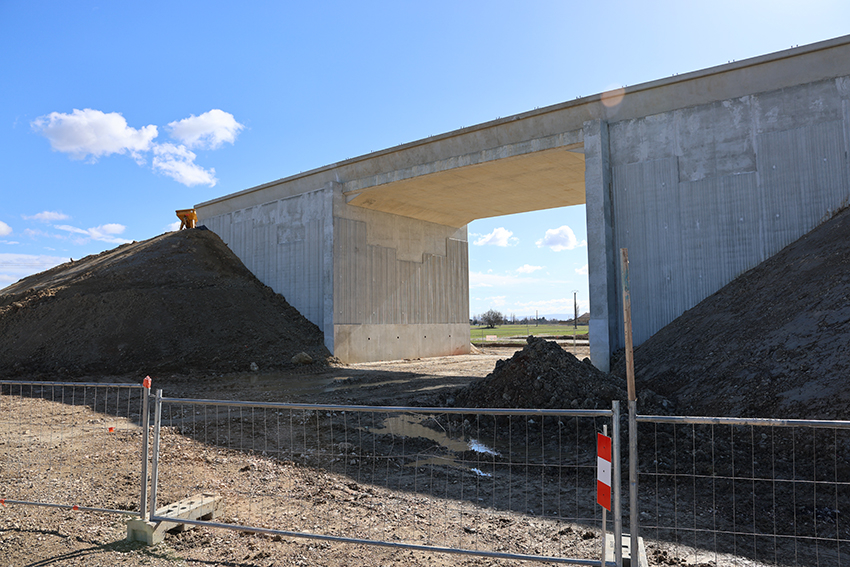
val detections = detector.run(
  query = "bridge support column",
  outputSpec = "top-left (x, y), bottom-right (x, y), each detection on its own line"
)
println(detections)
top-left (584, 120), bottom-right (618, 372)
top-left (331, 194), bottom-right (470, 363)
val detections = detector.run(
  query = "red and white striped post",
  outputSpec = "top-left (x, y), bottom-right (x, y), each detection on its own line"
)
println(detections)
top-left (597, 432), bottom-right (612, 511)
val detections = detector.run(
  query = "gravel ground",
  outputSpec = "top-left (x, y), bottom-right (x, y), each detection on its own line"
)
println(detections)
top-left (0, 347), bottom-right (624, 567)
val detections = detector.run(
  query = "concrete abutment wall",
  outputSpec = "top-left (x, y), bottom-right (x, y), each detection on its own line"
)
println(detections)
top-left (331, 194), bottom-right (469, 362)
top-left (196, 36), bottom-right (850, 367)
top-left (198, 182), bottom-right (469, 362)
top-left (603, 75), bottom-right (850, 364)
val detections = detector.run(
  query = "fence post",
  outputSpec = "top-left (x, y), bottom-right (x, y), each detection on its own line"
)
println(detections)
top-left (148, 389), bottom-right (163, 518)
top-left (620, 248), bottom-right (640, 558)
top-left (611, 400), bottom-right (622, 567)
top-left (601, 424), bottom-right (609, 565)
top-left (140, 381), bottom-right (151, 520)
top-left (628, 400), bottom-right (638, 562)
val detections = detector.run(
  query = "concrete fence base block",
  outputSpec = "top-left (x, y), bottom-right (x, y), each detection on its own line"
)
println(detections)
top-left (127, 493), bottom-right (223, 545)
top-left (604, 533), bottom-right (647, 567)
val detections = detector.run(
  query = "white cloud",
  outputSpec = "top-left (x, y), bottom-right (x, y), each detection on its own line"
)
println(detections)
top-left (22, 228), bottom-right (56, 239)
top-left (152, 143), bottom-right (217, 187)
top-left (55, 223), bottom-right (131, 244)
top-left (55, 224), bottom-right (89, 236)
top-left (0, 221), bottom-right (11, 236)
top-left (31, 108), bottom-right (157, 161)
top-left (470, 271), bottom-right (517, 288)
top-left (23, 211), bottom-right (70, 223)
top-left (31, 107), bottom-right (241, 187)
top-left (166, 220), bottom-right (182, 232)
top-left (0, 253), bottom-right (68, 287)
top-left (168, 109), bottom-right (244, 150)
top-left (516, 264), bottom-right (543, 274)
top-left (576, 264), bottom-right (589, 275)
top-left (536, 225), bottom-right (587, 251)
top-left (473, 227), bottom-right (517, 247)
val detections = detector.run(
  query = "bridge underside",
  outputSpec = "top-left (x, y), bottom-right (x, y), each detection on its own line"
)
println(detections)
top-left (196, 36), bottom-right (850, 368)
top-left (344, 146), bottom-right (587, 227)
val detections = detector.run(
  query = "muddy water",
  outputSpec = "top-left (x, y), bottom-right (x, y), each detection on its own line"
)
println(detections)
top-left (367, 414), bottom-right (501, 474)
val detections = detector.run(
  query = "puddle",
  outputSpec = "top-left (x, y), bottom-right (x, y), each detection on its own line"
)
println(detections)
top-left (367, 415), bottom-right (500, 477)
top-left (468, 439), bottom-right (499, 456)
top-left (406, 457), bottom-right (492, 478)
top-left (368, 416), bottom-right (470, 453)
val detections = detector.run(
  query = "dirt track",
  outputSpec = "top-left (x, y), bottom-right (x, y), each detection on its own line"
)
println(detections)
top-left (4, 342), bottom-right (834, 567)
top-left (1, 346), bottom-right (621, 567)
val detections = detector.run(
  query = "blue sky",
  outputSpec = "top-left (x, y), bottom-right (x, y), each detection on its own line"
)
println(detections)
top-left (2, 1), bottom-right (848, 319)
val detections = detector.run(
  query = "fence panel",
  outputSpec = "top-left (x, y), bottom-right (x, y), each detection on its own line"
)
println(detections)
top-left (150, 394), bottom-right (618, 564)
top-left (0, 381), bottom-right (149, 516)
top-left (636, 415), bottom-right (850, 566)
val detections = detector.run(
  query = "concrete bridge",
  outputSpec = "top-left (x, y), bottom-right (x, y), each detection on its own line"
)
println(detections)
top-left (196, 35), bottom-right (850, 369)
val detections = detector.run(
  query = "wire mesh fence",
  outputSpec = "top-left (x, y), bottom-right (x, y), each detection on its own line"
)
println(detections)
top-left (12, 377), bottom-right (850, 566)
top-left (0, 380), bottom-right (149, 516)
top-left (150, 394), bottom-right (618, 564)
top-left (635, 415), bottom-right (850, 567)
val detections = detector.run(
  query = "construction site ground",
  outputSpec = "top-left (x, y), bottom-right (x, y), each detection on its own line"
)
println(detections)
top-left (5, 204), bottom-right (850, 564)
top-left (1, 346), bottom-right (626, 567)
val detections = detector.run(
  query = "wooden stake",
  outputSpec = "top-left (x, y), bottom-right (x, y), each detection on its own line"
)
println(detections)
top-left (620, 248), bottom-right (636, 402)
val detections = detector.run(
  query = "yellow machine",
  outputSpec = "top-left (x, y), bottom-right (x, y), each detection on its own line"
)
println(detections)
top-left (176, 209), bottom-right (197, 230)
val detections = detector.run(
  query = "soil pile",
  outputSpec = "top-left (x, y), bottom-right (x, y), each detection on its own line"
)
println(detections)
top-left (450, 336), bottom-right (670, 413)
top-left (614, 206), bottom-right (850, 419)
top-left (0, 228), bottom-right (330, 377)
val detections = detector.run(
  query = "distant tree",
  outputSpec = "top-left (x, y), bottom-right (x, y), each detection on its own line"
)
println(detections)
top-left (481, 309), bottom-right (504, 328)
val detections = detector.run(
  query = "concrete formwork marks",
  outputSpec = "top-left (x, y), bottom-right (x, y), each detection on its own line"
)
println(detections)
top-left (612, 158), bottom-right (681, 345)
top-left (679, 173), bottom-right (760, 306)
top-left (844, 98), bottom-right (850, 198)
top-left (611, 116), bottom-right (849, 347)
top-left (756, 120), bottom-right (848, 257)
top-left (201, 188), bottom-right (333, 341)
top-left (333, 217), bottom-right (467, 326)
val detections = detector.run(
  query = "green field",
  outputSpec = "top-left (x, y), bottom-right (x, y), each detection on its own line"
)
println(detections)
top-left (470, 324), bottom-right (588, 341)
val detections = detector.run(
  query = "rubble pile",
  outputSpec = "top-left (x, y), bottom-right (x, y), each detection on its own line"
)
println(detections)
top-left (451, 336), bottom-right (670, 413)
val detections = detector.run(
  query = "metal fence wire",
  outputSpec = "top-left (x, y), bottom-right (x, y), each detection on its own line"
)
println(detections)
top-left (0, 381), bottom-right (150, 516)
top-left (9, 377), bottom-right (850, 566)
top-left (635, 415), bottom-right (850, 567)
top-left (149, 392), bottom-right (620, 564)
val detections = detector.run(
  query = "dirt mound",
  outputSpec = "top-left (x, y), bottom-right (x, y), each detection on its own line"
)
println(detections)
top-left (614, 206), bottom-right (850, 419)
top-left (450, 336), bottom-right (670, 412)
top-left (0, 228), bottom-right (330, 378)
